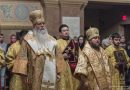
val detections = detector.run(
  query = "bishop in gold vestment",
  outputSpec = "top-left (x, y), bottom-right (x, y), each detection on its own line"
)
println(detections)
top-left (75, 27), bottom-right (111, 90)
top-left (11, 10), bottom-right (57, 90)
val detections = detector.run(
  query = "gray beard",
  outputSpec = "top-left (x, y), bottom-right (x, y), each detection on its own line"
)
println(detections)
top-left (33, 29), bottom-right (49, 47)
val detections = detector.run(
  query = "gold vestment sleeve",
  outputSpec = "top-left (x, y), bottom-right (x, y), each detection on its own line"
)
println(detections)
top-left (12, 59), bottom-right (28, 75)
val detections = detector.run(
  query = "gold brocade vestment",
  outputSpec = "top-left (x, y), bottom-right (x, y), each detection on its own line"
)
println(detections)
top-left (12, 31), bottom-right (57, 90)
top-left (6, 41), bottom-right (21, 69)
top-left (0, 47), bottom-right (5, 68)
top-left (105, 45), bottom-right (130, 90)
top-left (75, 42), bottom-right (111, 90)
top-left (56, 39), bottom-right (78, 90)
top-left (6, 41), bottom-right (23, 90)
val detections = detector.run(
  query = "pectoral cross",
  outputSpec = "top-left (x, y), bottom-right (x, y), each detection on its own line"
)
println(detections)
top-left (67, 47), bottom-right (71, 51)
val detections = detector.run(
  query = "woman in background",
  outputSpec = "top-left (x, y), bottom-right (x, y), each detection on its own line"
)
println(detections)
top-left (78, 35), bottom-right (85, 50)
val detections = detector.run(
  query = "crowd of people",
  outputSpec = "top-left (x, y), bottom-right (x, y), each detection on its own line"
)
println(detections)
top-left (0, 9), bottom-right (129, 90)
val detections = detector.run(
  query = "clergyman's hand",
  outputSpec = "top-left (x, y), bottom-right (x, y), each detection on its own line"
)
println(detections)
top-left (84, 81), bottom-right (89, 87)
top-left (63, 53), bottom-right (69, 60)
top-left (80, 74), bottom-right (91, 89)
top-left (81, 81), bottom-right (90, 90)
top-left (56, 74), bottom-right (61, 82)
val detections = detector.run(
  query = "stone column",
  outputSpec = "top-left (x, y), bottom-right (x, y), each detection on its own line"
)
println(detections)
top-left (40, 0), bottom-right (61, 37)
top-left (41, 0), bottom-right (88, 37)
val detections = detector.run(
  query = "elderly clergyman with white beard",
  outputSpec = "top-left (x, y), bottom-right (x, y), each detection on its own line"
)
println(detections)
top-left (11, 10), bottom-right (57, 90)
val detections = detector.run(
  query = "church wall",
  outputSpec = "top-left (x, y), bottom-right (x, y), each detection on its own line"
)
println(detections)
top-left (0, 0), bottom-right (86, 42)
top-left (100, 8), bottom-right (130, 38)
top-left (1, 0), bottom-right (130, 42)
top-left (84, 5), bottom-right (130, 39)
top-left (43, 0), bottom-right (86, 38)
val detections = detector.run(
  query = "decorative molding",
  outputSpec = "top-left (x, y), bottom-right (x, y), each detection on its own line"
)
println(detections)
top-left (0, 22), bottom-right (32, 30)
top-left (59, 0), bottom-right (88, 8)
top-left (41, 0), bottom-right (59, 6)
top-left (60, 0), bottom-right (87, 5)
top-left (42, 0), bottom-right (88, 7)
top-left (88, 0), bottom-right (130, 3)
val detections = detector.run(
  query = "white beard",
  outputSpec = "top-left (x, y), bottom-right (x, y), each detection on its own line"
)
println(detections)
top-left (33, 29), bottom-right (50, 48)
